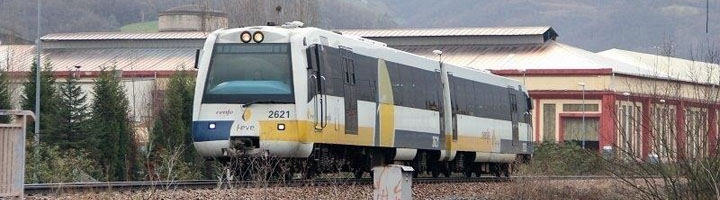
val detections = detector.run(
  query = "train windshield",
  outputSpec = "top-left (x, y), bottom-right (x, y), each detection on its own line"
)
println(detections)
top-left (202, 43), bottom-right (294, 103)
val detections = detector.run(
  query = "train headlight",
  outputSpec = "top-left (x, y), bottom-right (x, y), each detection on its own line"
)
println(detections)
top-left (208, 123), bottom-right (216, 130)
top-left (253, 32), bottom-right (264, 43)
top-left (277, 123), bottom-right (285, 131)
top-left (240, 31), bottom-right (252, 43)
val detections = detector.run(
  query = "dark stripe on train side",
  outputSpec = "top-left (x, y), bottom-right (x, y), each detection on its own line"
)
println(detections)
top-left (394, 129), bottom-right (444, 150)
top-left (499, 139), bottom-right (535, 154)
top-left (305, 44), bottom-right (530, 122)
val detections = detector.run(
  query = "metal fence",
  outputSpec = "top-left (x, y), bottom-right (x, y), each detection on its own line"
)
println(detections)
top-left (0, 110), bottom-right (34, 199)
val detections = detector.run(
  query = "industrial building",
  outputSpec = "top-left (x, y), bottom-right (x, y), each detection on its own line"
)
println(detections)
top-left (0, 5), bottom-right (219, 140)
top-left (2, 11), bottom-right (718, 159)
top-left (341, 27), bottom-right (720, 159)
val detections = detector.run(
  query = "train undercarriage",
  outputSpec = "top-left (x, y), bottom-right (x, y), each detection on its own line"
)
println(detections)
top-left (217, 144), bottom-right (528, 181)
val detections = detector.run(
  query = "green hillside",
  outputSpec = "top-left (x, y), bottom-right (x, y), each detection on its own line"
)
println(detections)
top-left (120, 21), bottom-right (158, 32)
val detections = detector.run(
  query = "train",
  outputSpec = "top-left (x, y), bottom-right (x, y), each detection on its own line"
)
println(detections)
top-left (192, 23), bottom-right (534, 178)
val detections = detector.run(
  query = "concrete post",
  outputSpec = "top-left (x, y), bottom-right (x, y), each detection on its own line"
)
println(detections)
top-left (372, 165), bottom-right (414, 200)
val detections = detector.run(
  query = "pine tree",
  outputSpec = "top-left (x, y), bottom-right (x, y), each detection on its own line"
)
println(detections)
top-left (21, 60), bottom-right (59, 139)
top-left (0, 64), bottom-right (12, 123)
top-left (56, 73), bottom-right (89, 150)
top-left (147, 69), bottom-right (203, 179)
top-left (89, 67), bottom-right (135, 181)
top-left (151, 70), bottom-right (195, 154)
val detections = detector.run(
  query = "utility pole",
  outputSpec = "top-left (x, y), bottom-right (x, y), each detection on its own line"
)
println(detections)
top-left (34, 0), bottom-right (42, 183)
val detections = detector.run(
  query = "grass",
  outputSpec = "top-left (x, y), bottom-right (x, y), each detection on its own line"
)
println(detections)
top-left (120, 21), bottom-right (159, 33)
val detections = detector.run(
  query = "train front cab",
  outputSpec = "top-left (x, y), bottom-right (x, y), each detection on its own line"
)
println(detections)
top-left (192, 28), bottom-right (311, 158)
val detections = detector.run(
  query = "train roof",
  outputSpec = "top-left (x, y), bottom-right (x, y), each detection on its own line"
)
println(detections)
top-left (284, 27), bottom-right (526, 90)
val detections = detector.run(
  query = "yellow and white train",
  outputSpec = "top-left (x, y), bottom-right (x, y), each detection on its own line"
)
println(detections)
top-left (192, 24), bottom-right (533, 178)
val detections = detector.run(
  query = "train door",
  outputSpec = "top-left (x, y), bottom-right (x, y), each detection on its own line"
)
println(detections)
top-left (436, 71), bottom-right (445, 144)
top-left (341, 47), bottom-right (358, 134)
top-left (448, 75), bottom-right (458, 141)
top-left (508, 87), bottom-right (519, 146)
top-left (307, 44), bottom-right (327, 130)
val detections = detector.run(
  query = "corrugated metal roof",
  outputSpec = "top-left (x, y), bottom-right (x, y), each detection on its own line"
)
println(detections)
top-left (338, 26), bottom-right (556, 38)
top-left (45, 48), bottom-right (196, 72)
top-left (599, 49), bottom-right (720, 84)
top-left (1, 45), bottom-right (195, 73)
top-left (0, 45), bottom-right (36, 72)
top-left (41, 32), bottom-right (209, 41)
top-left (397, 41), bottom-right (665, 79)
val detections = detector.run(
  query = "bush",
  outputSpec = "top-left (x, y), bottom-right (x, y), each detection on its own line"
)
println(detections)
top-left (517, 142), bottom-right (605, 176)
top-left (494, 179), bottom-right (635, 200)
top-left (25, 144), bottom-right (103, 183)
top-left (143, 146), bottom-right (203, 181)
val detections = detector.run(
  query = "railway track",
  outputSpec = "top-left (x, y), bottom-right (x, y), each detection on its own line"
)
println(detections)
top-left (24, 176), bottom-right (612, 195)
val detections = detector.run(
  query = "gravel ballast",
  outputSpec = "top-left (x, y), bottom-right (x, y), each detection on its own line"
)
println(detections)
top-left (26, 179), bottom-right (635, 199)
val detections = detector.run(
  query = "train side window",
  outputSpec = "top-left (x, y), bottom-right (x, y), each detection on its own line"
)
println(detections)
top-left (473, 82), bottom-right (491, 117)
top-left (387, 63), bottom-right (403, 105)
top-left (466, 82), bottom-right (475, 115)
top-left (342, 59), bottom-right (349, 84)
top-left (398, 65), bottom-right (412, 107)
top-left (510, 93), bottom-right (518, 112)
top-left (349, 59), bottom-right (356, 85)
top-left (305, 45), bottom-right (316, 70)
top-left (468, 82), bottom-right (475, 115)
top-left (458, 78), bottom-right (467, 114)
top-left (450, 77), bottom-right (460, 112)
top-left (408, 67), bottom-right (420, 108)
top-left (421, 71), bottom-right (434, 110)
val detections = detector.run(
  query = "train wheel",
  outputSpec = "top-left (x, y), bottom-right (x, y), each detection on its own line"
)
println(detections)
top-left (492, 164), bottom-right (501, 177)
top-left (503, 164), bottom-right (511, 177)
top-left (431, 170), bottom-right (440, 178)
top-left (463, 170), bottom-right (473, 178)
top-left (353, 169), bottom-right (364, 179)
top-left (302, 170), bottom-right (316, 180)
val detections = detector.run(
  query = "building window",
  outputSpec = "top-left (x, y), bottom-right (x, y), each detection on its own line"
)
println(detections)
top-left (685, 108), bottom-right (708, 159)
top-left (563, 118), bottom-right (599, 150)
top-left (563, 104), bottom-right (599, 112)
top-left (653, 105), bottom-right (676, 159)
top-left (543, 104), bottom-right (556, 142)
top-left (618, 104), bottom-right (642, 158)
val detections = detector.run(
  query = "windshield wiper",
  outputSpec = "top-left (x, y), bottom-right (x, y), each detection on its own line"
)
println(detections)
top-left (242, 100), bottom-right (293, 108)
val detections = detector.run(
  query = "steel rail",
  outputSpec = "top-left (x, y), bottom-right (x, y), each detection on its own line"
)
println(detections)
top-left (24, 176), bottom-right (620, 195)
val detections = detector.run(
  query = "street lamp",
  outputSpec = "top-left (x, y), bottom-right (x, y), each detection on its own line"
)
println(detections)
top-left (433, 50), bottom-right (443, 59)
top-left (578, 82), bottom-right (586, 149)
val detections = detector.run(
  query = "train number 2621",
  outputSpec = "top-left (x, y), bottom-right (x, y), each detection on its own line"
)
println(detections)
top-left (268, 110), bottom-right (290, 118)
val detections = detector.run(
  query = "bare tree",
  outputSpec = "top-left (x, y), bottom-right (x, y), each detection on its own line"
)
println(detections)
top-left (604, 42), bottom-right (720, 199)
top-left (220, 0), bottom-right (318, 27)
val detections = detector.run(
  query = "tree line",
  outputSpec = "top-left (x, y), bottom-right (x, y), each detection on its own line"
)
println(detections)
top-left (0, 60), bottom-right (203, 182)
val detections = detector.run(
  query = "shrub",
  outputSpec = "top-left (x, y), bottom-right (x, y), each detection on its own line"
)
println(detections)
top-left (517, 142), bottom-right (605, 176)
top-left (25, 144), bottom-right (103, 183)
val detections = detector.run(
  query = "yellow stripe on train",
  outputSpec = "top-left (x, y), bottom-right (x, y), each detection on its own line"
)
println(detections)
top-left (259, 120), bottom-right (496, 152)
